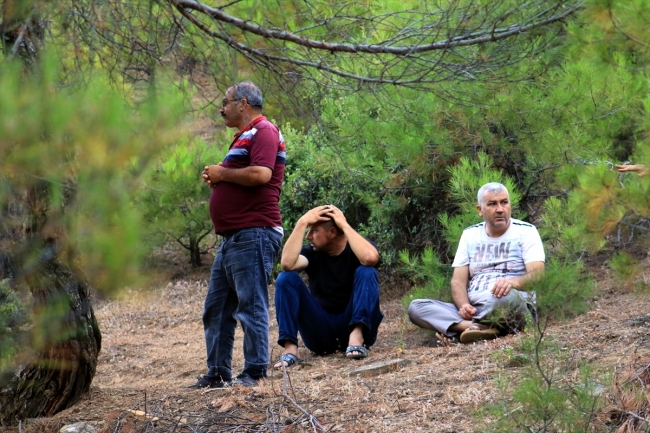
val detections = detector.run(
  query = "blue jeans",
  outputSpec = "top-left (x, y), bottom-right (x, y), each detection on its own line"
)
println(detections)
top-left (203, 227), bottom-right (282, 380)
top-left (274, 266), bottom-right (383, 354)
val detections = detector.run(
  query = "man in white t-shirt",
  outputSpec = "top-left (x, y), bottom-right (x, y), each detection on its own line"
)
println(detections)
top-left (408, 182), bottom-right (545, 344)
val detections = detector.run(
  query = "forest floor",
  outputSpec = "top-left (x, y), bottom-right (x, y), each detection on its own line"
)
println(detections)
top-left (2, 253), bottom-right (650, 433)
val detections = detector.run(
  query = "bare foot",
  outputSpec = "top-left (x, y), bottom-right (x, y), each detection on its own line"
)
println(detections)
top-left (346, 325), bottom-right (365, 358)
top-left (449, 320), bottom-right (473, 333)
top-left (467, 323), bottom-right (490, 331)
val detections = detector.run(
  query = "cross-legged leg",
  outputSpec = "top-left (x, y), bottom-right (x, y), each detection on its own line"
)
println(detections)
top-left (408, 298), bottom-right (468, 337)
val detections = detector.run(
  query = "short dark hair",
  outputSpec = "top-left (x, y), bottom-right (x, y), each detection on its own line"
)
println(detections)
top-left (232, 81), bottom-right (263, 109)
top-left (315, 218), bottom-right (341, 235)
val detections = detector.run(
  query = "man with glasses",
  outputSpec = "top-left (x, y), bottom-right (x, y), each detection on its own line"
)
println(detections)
top-left (191, 81), bottom-right (286, 388)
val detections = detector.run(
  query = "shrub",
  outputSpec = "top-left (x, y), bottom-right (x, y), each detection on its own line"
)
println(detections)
top-left (138, 137), bottom-right (222, 267)
top-left (399, 247), bottom-right (453, 307)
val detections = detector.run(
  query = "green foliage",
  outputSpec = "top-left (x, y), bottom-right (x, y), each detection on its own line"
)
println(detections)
top-left (440, 152), bottom-right (523, 255)
top-left (0, 280), bottom-right (28, 372)
top-left (571, 164), bottom-right (629, 246)
top-left (570, 162), bottom-right (650, 260)
top-left (138, 137), bottom-right (221, 267)
top-left (280, 124), bottom-right (385, 250)
top-left (481, 258), bottom-right (598, 432)
top-left (485, 355), bottom-right (604, 432)
top-left (4, 0), bottom-right (650, 428)
top-left (283, 88), bottom-right (517, 263)
top-left (539, 196), bottom-right (596, 262)
top-left (399, 247), bottom-right (453, 306)
top-left (561, 0), bottom-right (650, 257)
top-left (608, 251), bottom-right (641, 288)
top-left (484, 328), bottom-right (606, 432)
top-left (535, 258), bottom-right (594, 320)
top-left (274, 0), bottom-right (650, 297)
top-left (0, 53), bottom-right (185, 293)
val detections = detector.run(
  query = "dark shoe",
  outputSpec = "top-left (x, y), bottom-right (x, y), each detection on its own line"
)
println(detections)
top-left (345, 345), bottom-right (368, 360)
top-left (230, 374), bottom-right (259, 388)
top-left (188, 375), bottom-right (231, 389)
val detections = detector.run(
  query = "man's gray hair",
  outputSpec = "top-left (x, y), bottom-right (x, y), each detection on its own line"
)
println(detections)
top-left (233, 81), bottom-right (263, 109)
top-left (477, 182), bottom-right (509, 205)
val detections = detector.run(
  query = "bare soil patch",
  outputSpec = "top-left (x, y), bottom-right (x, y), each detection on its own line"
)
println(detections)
top-left (2, 262), bottom-right (650, 432)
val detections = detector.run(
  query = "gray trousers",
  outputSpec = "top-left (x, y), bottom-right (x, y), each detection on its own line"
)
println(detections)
top-left (407, 289), bottom-right (533, 337)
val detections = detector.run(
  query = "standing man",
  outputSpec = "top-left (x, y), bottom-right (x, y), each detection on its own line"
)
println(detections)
top-left (273, 205), bottom-right (383, 368)
top-left (408, 182), bottom-right (544, 344)
top-left (191, 81), bottom-right (286, 388)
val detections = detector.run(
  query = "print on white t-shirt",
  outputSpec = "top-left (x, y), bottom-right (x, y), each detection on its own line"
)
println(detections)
top-left (452, 218), bottom-right (545, 294)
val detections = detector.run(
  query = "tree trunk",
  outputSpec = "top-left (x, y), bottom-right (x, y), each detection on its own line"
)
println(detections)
top-left (0, 244), bottom-right (101, 426)
top-left (1, 4), bottom-right (101, 422)
top-left (0, 250), bottom-right (13, 280)
top-left (189, 235), bottom-right (202, 267)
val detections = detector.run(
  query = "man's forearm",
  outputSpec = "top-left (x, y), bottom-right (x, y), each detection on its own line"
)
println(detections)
top-left (450, 265), bottom-right (471, 310)
top-left (509, 275), bottom-right (535, 290)
top-left (217, 165), bottom-right (272, 186)
top-left (510, 262), bottom-right (545, 289)
top-left (280, 220), bottom-right (308, 270)
top-left (338, 223), bottom-right (379, 266)
top-left (451, 283), bottom-right (471, 310)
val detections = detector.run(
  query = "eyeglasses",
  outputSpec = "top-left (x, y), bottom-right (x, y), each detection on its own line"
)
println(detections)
top-left (221, 98), bottom-right (241, 108)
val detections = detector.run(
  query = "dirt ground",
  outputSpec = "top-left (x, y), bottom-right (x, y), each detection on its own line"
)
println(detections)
top-left (2, 258), bottom-right (650, 433)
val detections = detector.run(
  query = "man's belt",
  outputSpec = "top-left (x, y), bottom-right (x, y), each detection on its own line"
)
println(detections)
top-left (218, 229), bottom-right (243, 239)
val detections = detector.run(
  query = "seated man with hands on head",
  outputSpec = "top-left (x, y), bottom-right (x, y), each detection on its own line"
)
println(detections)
top-left (408, 182), bottom-right (545, 344)
top-left (273, 204), bottom-right (383, 368)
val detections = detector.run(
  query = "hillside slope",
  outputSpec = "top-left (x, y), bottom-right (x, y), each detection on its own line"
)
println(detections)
top-left (1, 268), bottom-right (649, 432)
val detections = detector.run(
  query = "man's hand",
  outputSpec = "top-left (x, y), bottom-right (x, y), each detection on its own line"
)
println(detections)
top-left (616, 164), bottom-right (649, 177)
top-left (280, 205), bottom-right (331, 271)
top-left (320, 204), bottom-right (380, 266)
top-left (202, 163), bottom-right (272, 187)
top-left (491, 277), bottom-right (516, 298)
top-left (458, 303), bottom-right (476, 320)
top-left (299, 205), bottom-right (335, 227)
top-left (491, 262), bottom-right (543, 298)
top-left (322, 205), bottom-right (349, 230)
top-left (202, 163), bottom-right (224, 188)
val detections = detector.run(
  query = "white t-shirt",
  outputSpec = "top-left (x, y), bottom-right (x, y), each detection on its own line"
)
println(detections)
top-left (452, 218), bottom-right (545, 294)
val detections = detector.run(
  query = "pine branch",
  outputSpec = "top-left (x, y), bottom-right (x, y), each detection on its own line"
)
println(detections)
top-left (171, 0), bottom-right (581, 54)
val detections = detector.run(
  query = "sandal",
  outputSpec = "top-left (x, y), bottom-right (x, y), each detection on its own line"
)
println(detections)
top-left (435, 332), bottom-right (459, 347)
top-left (345, 345), bottom-right (368, 360)
top-left (460, 325), bottom-right (499, 344)
top-left (274, 353), bottom-right (301, 369)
